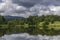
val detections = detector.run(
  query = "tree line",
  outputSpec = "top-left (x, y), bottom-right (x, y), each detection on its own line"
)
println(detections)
top-left (0, 15), bottom-right (60, 36)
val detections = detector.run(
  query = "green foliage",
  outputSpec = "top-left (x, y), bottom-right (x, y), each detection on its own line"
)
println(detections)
top-left (0, 15), bottom-right (60, 36)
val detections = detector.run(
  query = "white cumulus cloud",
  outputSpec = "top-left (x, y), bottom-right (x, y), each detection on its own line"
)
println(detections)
top-left (0, 0), bottom-right (60, 18)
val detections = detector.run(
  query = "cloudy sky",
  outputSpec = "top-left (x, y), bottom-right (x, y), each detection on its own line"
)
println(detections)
top-left (0, 0), bottom-right (60, 17)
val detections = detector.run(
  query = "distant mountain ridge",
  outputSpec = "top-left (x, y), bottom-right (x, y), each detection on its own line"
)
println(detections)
top-left (4, 16), bottom-right (24, 20)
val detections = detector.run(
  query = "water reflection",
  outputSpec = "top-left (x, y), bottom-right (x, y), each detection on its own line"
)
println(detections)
top-left (0, 33), bottom-right (60, 40)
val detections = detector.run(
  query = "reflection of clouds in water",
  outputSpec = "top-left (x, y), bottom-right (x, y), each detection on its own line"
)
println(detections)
top-left (0, 38), bottom-right (6, 40)
top-left (0, 33), bottom-right (60, 40)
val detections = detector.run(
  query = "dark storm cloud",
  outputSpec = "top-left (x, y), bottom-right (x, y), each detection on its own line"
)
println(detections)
top-left (12, 0), bottom-right (60, 8)
top-left (0, 0), bottom-right (3, 3)
top-left (12, 0), bottom-right (41, 7)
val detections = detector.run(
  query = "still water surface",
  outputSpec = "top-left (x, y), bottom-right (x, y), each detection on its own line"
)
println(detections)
top-left (0, 33), bottom-right (60, 40)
